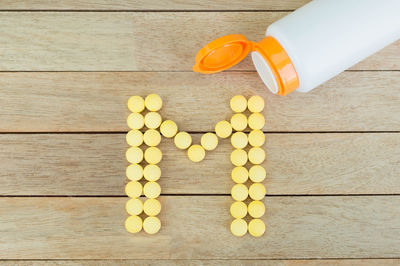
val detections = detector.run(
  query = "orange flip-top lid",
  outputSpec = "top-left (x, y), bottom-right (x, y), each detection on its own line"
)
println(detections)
top-left (193, 34), bottom-right (299, 96)
top-left (193, 34), bottom-right (252, 74)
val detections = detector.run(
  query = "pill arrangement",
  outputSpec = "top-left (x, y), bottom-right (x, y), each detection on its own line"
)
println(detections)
top-left (229, 95), bottom-right (266, 237)
top-left (125, 94), bottom-right (266, 237)
top-left (125, 94), bottom-right (163, 234)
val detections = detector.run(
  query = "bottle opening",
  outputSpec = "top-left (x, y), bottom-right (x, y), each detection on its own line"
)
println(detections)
top-left (251, 51), bottom-right (279, 94)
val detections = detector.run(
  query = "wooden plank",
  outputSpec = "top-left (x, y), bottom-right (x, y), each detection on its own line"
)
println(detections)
top-left (1, 259), bottom-right (399, 265)
top-left (0, 196), bottom-right (399, 259)
top-left (0, 0), bottom-right (309, 10)
top-left (0, 12), bottom-right (398, 71)
top-left (1, 133), bottom-right (399, 195)
top-left (1, 72), bottom-right (400, 132)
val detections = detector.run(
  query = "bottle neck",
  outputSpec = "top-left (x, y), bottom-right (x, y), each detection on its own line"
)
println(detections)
top-left (252, 36), bottom-right (299, 96)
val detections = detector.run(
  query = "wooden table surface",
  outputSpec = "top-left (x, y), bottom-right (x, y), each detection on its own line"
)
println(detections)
top-left (0, 1), bottom-right (399, 265)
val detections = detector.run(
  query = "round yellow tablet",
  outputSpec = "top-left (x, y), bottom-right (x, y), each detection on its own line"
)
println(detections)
top-left (231, 132), bottom-right (248, 149)
top-left (249, 183), bottom-right (266, 201)
top-left (248, 147), bottom-right (266, 165)
top-left (187, 145), bottom-right (206, 162)
top-left (231, 166), bottom-right (248, 184)
top-left (126, 129), bottom-right (143, 147)
top-left (126, 147), bottom-right (143, 164)
top-left (125, 181), bottom-right (143, 198)
top-left (248, 95), bottom-right (265, 113)
top-left (248, 130), bottom-right (265, 147)
top-left (125, 198), bottom-right (143, 216)
top-left (160, 120), bottom-right (178, 138)
top-left (230, 113), bottom-right (247, 131)
top-left (125, 215), bottom-right (142, 234)
top-left (127, 96), bottom-right (145, 113)
top-left (248, 201), bottom-right (265, 218)
top-left (230, 95), bottom-right (247, 113)
top-left (127, 112), bottom-right (144, 130)
top-left (230, 149), bottom-right (248, 167)
top-left (215, 120), bottom-right (232, 138)
top-left (143, 129), bottom-right (161, 147)
top-left (231, 183), bottom-right (248, 201)
top-left (230, 201), bottom-right (247, 219)
top-left (144, 112), bottom-right (162, 129)
top-left (143, 164), bottom-right (161, 182)
top-left (230, 218), bottom-right (247, 237)
top-left (249, 165), bottom-right (266, 183)
top-left (143, 198), bottom-right (161, 216)
top-left (201, 132), bottom-right (218, 151)
top-left (248, 219), bottom-right (265, 237)
top-left (145, 94), bottom-right (163, 112)
top-left (144, 147), bottom-right (162, 164)
top-left (143, 216), bottom-right (161, 234)
top-left (174, 132), bottom-right (192, 150)
top-left (126, 164), bottom-right (143, 181)
top-left (248, 113), bottom-right (265, 130)
top-left (143, 181), bottom-right (161, 198)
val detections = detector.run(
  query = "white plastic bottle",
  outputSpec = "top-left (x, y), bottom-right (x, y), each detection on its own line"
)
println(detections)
top-left (193, 0), bottom-right (400, 96)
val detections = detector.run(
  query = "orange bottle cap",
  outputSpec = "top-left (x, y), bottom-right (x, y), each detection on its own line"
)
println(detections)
top-left (193, 34), bottom-right (252, 74)
top-left (193, 34), bottom-right (299, 96)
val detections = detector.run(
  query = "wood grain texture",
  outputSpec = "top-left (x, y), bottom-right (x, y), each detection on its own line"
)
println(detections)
top-left (0, 0), bottom-right (309, 10)
top-left (1, 259), bottom-right (399, 265)
top-left (1, 133), bottom-right (399, 195)
top-left (0, 196), bottom-right (399, 259)
top-left (0, 12), bottom-right (398, 71)
top-left (1, 72), bottom-right (400, 132)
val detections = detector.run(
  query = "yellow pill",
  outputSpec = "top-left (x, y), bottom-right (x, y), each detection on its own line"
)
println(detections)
top-left (231, 132), bottom-right (248, 149)
top-left (248, 130), bottom-right (265, 147)
top-left (230, 113), bottom-right (247, 131)
top-left (160, 120), bottom-right (178, 138)
top-left (126, 147), bottom-right (143, 164)
top-left (126, 164), bottom-right (143, 181)
top-left (127, 95), bottom-right (145, 113)
top-left (231, 166), bottom-right (249, 184)
top-left (249, 165), bottom-right (266, 183)
top-left (125, 198), bottom-right (143, 216)
top-left (144, 147), bottom-right (162, 164)
top-left (143, 181), bottom-right (161, 198)
top-left (125, 215), bottom-right (142, 234)
top-left (230, 149), bottom-right (247, 167)
top-left (127, 112), bottom-right (144, 130)
top-left (187, 145), bottom-right (206, 162)
top-left (230, 201), bottom-right (247, 219)
top-left (231, 183), bottom-right (248, 201)
top-left (248, 201), bottom-right (265, 218)
top-left (174, 132), bottom-right (192, 150)
top-left (248, 147), bottom-right (266, 165)
top-left (248, 95), bottom-right (265, 113)
top-left (248, 219), bottom-right (266, 237)
top-left (143, 129), bottom-right (161, 147)
top-left (126, 129), bottom-right (143, 147)
top-left (249, 183), bottom-right (266, 201)
top-left (143, 164), bottom-right (161, 182)
top-left (230, 95), bottom-right (247, 113)
top-left (248, 113), bottom-right (265, 130)
top-left (231, 166), bottom-right (248, 184)
top-left (125, 181), bottom-right (143, 198)
top-left (143, 198), bottom-right (161, 216)
top-left (145, 94), bottom-right (163, 112)
top-left (201, 132), bottom-right (218, 151)
top-left (143, 216), bottom-right (161, 234)
top-left (144, 112), bottom-right (162, 129)
top-left (230, 218), bottom-right (247, 237)
top-left (215, 120), bottom-right (232, 138)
